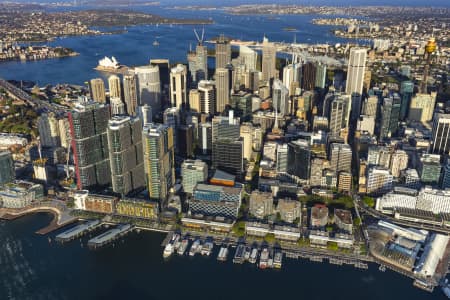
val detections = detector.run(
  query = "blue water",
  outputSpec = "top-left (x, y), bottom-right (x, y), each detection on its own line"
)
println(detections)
top-left (1, 7), bottom-right (349, 85)
top-left (0, 213), bottom-right (444, 300)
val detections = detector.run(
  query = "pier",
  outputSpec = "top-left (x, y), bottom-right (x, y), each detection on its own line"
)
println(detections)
top-left (87, 224), bottom-right (133, 249)
top-left (55, 220), bottom-right (101, 243)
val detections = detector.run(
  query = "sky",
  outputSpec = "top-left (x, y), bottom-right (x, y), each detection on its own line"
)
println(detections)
top-left (9, 0), bottom-right (450, 7)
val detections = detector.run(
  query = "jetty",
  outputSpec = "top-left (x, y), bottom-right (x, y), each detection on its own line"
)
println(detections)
top-left (87, 224), bottom-right (133, 249)
top-left (55, 220), bottom-right (101, 243)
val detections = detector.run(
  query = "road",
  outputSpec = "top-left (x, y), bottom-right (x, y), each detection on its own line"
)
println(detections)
top-left (0, 78), bottom-right (66, 114)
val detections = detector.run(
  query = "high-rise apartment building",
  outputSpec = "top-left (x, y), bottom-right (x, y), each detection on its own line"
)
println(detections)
top-left (170, 64), bottom-right (187, 109)
top-left (142, 123), bottom-right (175, 206)
top-left (107, 116), bottom-right (145, 195)
top-left (123, 74), bottom-right (138, 116)
top-left (108, 75), bottom-right (122, 100)
top-left (68, 102), bottom-right (111, 189)
top-left (89, 78), bottom-right (106, 103)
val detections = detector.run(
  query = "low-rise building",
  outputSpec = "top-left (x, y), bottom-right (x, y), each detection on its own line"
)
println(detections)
top-left (181, 216), bottom-right (234, 233)
top-left (0, 181), bottom-right (44, 208)
top-left (249, 190), bottom-right (273, 219)
top-left (115, 198), bottom-right (159, 219)
top-left (276, 198), bottom-right (301, 223)
top-left (245, 221), bottom-right (271, 237)
top-left (334, 209), bottom-right (353, 233)
top-left (310, 205), bottom-right (329, 228)
top-left (73, 190), bottom-right (117, 214)
top-left (309, 230), bottom-right (354, 248)
top-left (189, 183), bottom-right (242, 219)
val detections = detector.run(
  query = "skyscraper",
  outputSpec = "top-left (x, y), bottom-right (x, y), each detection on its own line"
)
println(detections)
top-left (345, 48), bottom-right (367, 96)
top-left (68, 102), bottom-right (111, 189)
top-left (107, 116), bottom-right (145, 195)
top-left (431, 113), bottom-right (450, 155)
top-left (135, 65), bottom-right (161, 116)
top-left (215, 35), bottom-right (231, 69)
top-left (212, 138), bottom-right (243, 177)
top-left (287, 139), bottom-right (311, 180)
top-left (189, 89), bottom-right (201, 112)
top-left (169, 64), bottom-right (187, 109)
top-left (198, 80), bottom-right (216, 114)
top-left (108, 75), bottom-right (122, 100)
top-left (142, 123), bottom-right (175, 206)
top-left (400, 81), bottom-right (414, 120)
top-left (329, 143), bottom-right (352, 173)
top-left (89, 78), bottom-right (106, 103)
top-left (239, 45), bottom-right (257, 71)
top-left (315, 63), bottom-right (327, 89)
top-left (123, 74), bottom-right (138, 116)
top-left (362, 95), bottom-right (378, 117)
top-left (329, 94), bottom-right (351, 137)
top-left (261, 36), bottom-right (277, 82)
top-left (302, 62), bottom-right (316, 91)
top-left (0, 151), bottom-right (15, 185)
top-left (272, 79), bottom-right (289, 115)
top-left (188, 37), bottom-right (208, 87)
top-left (408, 92), bottom-right (437, 123)
top-left (215, 68), bottom-right (230, 113)
top-left (212, 112), bottom-right (240, 141)
top-left (379, 94), bottom-right (401, 139)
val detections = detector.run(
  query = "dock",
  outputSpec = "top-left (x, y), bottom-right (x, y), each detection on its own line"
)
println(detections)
top-left (55, 220), bottom-right (101, 243)
top-left (87, 224), bottom-right (132, 249)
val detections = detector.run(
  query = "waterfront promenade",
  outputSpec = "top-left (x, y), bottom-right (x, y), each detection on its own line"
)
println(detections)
top-left (0, 200), bottom-right (77, 234)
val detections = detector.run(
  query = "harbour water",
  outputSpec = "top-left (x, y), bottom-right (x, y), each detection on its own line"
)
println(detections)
top-left (0, 6), bottom-right (350, 86)
top-left (0, 213), bottom-right (444, 300)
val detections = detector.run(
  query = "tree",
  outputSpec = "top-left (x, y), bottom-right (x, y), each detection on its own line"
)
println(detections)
top-left (362, 196), bottom-right (375, 208)
top-left (327, 241), bottom-right (339, 251)
top-left (232, 221), bottom-right (246, 237)
top-left (264, 233), bottom-right (276, 243)
top-left (353, 217), bottom-right (362, 227)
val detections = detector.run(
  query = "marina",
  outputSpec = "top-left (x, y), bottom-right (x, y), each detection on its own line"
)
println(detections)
top-left (217, 244), bottom-right (229, 262)
top-left (87, 224), bottom-right (132, 249)
top-left (55, 220), bottom-right (101, 243)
